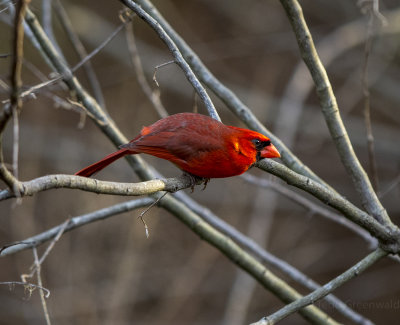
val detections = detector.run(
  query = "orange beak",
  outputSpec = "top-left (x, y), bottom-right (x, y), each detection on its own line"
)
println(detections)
top-left (260, 143), bottom-right (281, 159)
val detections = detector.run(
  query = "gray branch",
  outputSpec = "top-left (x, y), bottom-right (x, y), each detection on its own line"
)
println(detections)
top-left (119, 0), bottom-right (220, 121)
top-left (257, 160), bottom-right (400, 252)
top-left (0, 197), bottom-right (153, 256)
top-left (0, 174), bottom-right (196, 200)
top-left (251, 248), bottom-right (387, 325)
top-left (279, 0), bottom-right (389, 224)
top-left (133, 0), bottom-right (334, 192)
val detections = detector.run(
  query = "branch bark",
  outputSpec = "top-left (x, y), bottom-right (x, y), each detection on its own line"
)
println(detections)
top-left (279, 0), bottom-right (389, 225)
top-left (257, 160), bottom-right (400, 252)
top-left (119, 0), bottom-right (220, 121)
top-left (0, 174), bottom-right (198, 200)
top-left (251, 248), bottom-right (387, 325)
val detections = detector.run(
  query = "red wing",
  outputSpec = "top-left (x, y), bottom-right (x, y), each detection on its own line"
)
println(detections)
top-left (123, 129), bottom-right (225, 165)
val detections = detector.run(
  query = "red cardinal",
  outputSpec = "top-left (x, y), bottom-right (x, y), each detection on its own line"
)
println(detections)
top-left (75, 113), bottom-right (280, 179)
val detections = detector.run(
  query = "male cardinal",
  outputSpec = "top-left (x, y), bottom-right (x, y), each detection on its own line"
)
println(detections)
top-left (75, 113), bottom-right (280, 179)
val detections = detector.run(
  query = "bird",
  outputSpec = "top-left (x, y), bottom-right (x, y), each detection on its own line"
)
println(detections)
top-left (75, 113), bottom-right (280, 180)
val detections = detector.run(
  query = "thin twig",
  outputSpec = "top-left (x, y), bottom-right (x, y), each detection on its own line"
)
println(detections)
top-left (138, 192), bottom-right (168, 238)
top-left (360, 0), bottom-right (381, 193)
top-left (152, 60), bottom-right (175, 88)
top-left (42, 0), bottom-right (55, 46)
top-left (71, 20), bottom-right (130, 75)
top-left (38, 218), bottom-right (70, 265)
top-left (379, 173), bottom-right (400, 199)
top-left (11, 98), bottom-right (19, 192)
top-left (125, 20), bottom-right (168, 118)
top-left (53, 0), bottom-right (106, 110)
top-left (2, 15), bottom-right (130, 107)
top-left (0, 281), bottom-right (50, 298)
top-left (251, 248), bottom-right (387, 325)
top-left (119, 0), bottom-right (221, 122)
top-left (33, 248), bottom-right (51, 325)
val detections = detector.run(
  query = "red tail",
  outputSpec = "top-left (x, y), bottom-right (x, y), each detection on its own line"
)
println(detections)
top-left (75, 148), bottom-right (131, 177)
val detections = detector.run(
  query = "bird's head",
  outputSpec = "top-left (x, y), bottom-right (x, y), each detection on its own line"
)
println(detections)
top-left (250, 136), bottom-right (281, 161)
top-left (228, 127), bottom-right (281, 162)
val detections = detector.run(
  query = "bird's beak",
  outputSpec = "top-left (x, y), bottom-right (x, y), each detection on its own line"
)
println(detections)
top-left (260, 143), bottom-right (281, 158)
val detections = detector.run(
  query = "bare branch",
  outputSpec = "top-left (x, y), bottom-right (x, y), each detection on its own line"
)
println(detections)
top-left (359, 0), bottom-right (382, 193)
top-left (33, 248), bottom-right (51, 325)
top-left (0, 0), bottom-right (30, 195)
top-left (132, 0), bottom-right (335, 191)
top-left (125, 20), bottom-right (168, 118)
top-left (0, 281), bottom-right (50, 298)
top-left (279, 0), bottom-right (390, 225)
top-left (257, 159), bottom-right (400, 251)
top-left (242, 174), bottom-right (377, 246)
top-left (158, 194), bottom-right (340, 325)
top-left (0, 197), bottom-right (153, 256)
top-left (119, 0), bottom-right (220, 122)
top-left (53, 0), bottom-right (106, 109)
top-left (24, 6), bottom-right (156, 183)
top-left (174, 190), bottom-right (376, 325)
top-left (251, 248), bottom-right (387, 325)
top-left (0, 174), bottom-right (199, 201)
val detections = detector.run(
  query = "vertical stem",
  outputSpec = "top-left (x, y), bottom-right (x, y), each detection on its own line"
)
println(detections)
top-left (279, 0), bottom-right (389, 224)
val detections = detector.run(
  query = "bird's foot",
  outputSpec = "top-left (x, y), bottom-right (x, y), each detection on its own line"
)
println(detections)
top-left (182, 173), bottom-right (210, 192)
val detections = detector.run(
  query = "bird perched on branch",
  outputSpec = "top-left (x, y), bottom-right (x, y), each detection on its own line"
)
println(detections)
top-left (75, 113), bottom-right (280, 180)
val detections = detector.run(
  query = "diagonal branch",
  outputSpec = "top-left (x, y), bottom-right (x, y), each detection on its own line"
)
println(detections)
top-left (53, 0), bottom-right (106, 109)
top-left (0, 197), bottom-right (154, 256)
top-left (119, 0), bottom-right (220, 121)
top-left (174, 191), bottom-right (375, 325)
top-left (242, 174), bottom-right (377, 245)
top-left (257, 160), bottom-right (400, 252)
top-left (251, 248), bottom-right (387, 325)
top-left (279, 0), bottom-right (389, 225)
top-left (132, 0), bottom-right (334, 192)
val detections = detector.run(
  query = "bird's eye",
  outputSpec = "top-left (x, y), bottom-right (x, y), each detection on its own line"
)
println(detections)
top-left (252, 138), bottom-right (271, 150)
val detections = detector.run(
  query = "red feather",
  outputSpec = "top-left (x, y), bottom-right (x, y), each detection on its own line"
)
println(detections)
top-left (75, 113), bottom-right (280, 178)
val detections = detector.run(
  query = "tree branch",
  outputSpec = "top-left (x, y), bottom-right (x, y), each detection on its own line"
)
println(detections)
top-left (242, 174), bottom-right (376, 245)
top-left (119, 0), bottom-right (220, 121)
top-left (132, 0), bottom-right (335, 192)
top-left (53, 0), bottom-right (106, 110)
top-left (158, 194), bottom-right (340, 325)
top-left (251, 248), bottom-right (387, 325)
top-left (173, 190), bottom-right (374, 325)
top-left (0, 197), bottom-right (154, 256)
top-left (257, 160), bottom-right (400, 252)
top-left (279, 0), bottom-right (389, 225)
top-left (0, 174), bottom-right (198, 200)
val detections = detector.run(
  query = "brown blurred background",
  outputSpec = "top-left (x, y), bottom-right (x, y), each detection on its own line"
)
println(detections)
top-left (0, 0), bottom-right (399, 324)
